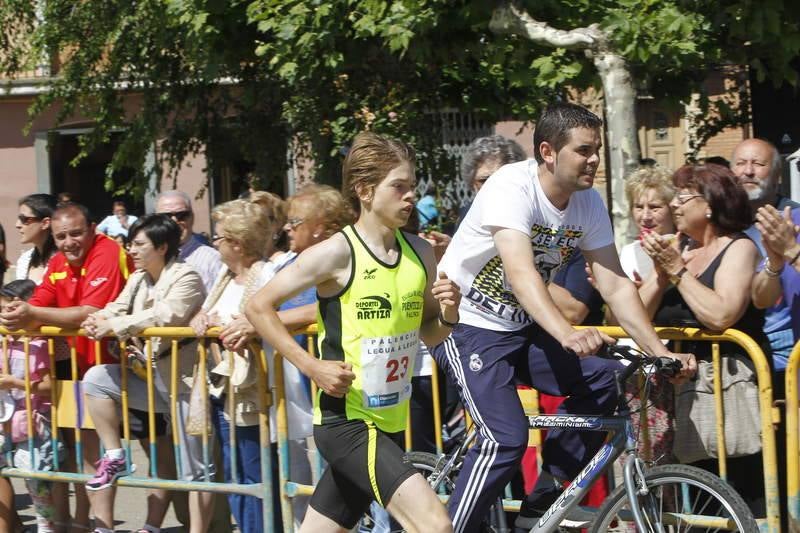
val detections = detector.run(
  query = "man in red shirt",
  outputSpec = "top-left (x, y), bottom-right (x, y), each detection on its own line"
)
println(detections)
top-left (1, 202), bottom-right (132, 372)
top-left (0, 202), bottom-right (134, 530)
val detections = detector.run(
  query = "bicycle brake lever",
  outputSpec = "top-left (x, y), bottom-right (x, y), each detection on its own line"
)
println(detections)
top-left (653, 356), bottom-right (682, 377)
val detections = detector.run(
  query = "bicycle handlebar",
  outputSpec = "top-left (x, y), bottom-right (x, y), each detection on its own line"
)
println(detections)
top-left (596, 343), bottom-right (683, 378)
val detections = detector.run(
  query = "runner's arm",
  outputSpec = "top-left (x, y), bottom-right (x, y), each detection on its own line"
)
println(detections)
top-left (409, 234), bottom-right (461, 347)
top-left (245, 234), bottom-right (355, 397)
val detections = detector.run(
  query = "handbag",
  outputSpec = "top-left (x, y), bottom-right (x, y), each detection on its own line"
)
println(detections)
top-left (185, 367), bottom-right (211, 436)
top-left (673, 353), bottom-right (761, 464)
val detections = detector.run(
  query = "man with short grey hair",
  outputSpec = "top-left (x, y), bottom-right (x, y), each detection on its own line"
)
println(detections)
top-left (731, 138), bottom-right (800, 372)
top-left (155, 190), bottom-right (222, 292)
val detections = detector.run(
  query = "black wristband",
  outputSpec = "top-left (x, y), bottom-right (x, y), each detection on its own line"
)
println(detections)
top-left (438, 311), bottom-right (458, 328)
top-left (791, 248), bottom-right (800, 267)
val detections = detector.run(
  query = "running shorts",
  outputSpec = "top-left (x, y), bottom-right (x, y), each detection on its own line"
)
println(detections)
top-left (310, 418), bottom-right (417, 528)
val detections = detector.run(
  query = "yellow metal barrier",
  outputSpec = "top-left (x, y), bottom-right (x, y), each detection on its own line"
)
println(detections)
top-left (6, 323), bottom-right (780, 532)
top-left (0, 325), bottom-right (281, 531)
top-left (788, 341), bottom-right (800, 532)
top-left (274, 326), bottom-right (782, 532)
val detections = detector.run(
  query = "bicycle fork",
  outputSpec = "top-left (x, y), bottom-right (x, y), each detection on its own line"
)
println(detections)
top-left (622, 445), bottom-right (666, 533)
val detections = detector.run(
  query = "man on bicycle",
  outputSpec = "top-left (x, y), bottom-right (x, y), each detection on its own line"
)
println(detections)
top-left (432, 102), bottom-right (696, 532)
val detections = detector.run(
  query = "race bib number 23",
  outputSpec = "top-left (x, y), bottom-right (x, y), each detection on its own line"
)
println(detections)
top-left (360, 330), bottom-right (419, 409)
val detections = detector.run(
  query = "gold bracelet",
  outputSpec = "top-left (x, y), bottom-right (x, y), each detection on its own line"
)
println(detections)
top-left (764, 259), bottom-right (783, 278)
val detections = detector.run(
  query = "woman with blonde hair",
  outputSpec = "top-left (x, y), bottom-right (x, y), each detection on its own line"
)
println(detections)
top-left (619, 166), bottom-right (676, 282)
top-left (189, 195), bottom-right (277, 532)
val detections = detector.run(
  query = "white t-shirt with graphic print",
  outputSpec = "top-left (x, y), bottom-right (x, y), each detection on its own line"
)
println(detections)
top-left (439, 159), bottom-right (613, 332)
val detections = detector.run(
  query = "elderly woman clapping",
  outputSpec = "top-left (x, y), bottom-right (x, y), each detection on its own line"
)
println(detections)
top-left (639, 164), bottom-right (768, 514)
top-left (80, 214), bottom-right (213, 533)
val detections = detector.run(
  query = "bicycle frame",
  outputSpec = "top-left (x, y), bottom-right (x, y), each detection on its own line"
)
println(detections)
top-left (423, 354), bottom-right (663, 533)
top-left (524, 413), bottom-right (635, 532)
top-left (524, 359), bottom-right (653, 532)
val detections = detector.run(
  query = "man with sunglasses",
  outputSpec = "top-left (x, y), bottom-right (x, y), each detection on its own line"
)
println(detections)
top-left (155, 190), bottom-right (222, 292)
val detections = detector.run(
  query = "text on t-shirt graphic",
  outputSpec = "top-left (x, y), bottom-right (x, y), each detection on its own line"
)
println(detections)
top-left (531, 223), bottom-right (582, 284)
top-left (465, 222), bottom-right (583, 325)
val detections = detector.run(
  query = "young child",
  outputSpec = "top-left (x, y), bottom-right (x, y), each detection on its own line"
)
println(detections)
top-left (0, 279), bottom-right (65, 532)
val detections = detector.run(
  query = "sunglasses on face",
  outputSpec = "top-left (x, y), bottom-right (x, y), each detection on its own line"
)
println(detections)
top-left (157, 210), bottom-right (192, 222)
top-left (17, 214), bottom-right (42, 225)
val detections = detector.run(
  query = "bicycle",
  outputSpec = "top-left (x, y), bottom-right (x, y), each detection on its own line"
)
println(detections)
top-left (407, 344), bottom-right (759, 532)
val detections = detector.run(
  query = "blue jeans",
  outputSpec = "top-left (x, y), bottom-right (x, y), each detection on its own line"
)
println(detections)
top-left (211, 397), bottom-right (280, 533)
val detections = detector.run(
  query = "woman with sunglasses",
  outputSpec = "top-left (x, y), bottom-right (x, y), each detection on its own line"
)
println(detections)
top-left (14, 193), bottom-right (58, 285)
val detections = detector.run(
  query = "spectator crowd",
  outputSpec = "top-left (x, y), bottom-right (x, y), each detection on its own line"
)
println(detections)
top-left (0, 108), bottom-right (797, 533)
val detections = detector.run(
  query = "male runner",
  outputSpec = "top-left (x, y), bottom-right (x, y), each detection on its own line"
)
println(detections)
top-left (247, 132), bottom-right (458, 533)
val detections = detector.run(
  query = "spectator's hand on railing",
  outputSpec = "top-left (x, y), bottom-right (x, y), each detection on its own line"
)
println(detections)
top-left (664, 351), bottom-right (697, 385)
top-left (190, 310), bottom-right (211, 337)
top-left (0, 301), bottom-right (33, 331)
top-left (82, 314), bottom-right (112, 340)
top-left (219, 314), bottom-right (256, 352)
top-left (309, 360), bottom-right (355, 398)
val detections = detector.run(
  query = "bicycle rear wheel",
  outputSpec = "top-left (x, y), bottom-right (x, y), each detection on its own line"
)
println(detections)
top-left (590, 463), bottom-right (758, 532)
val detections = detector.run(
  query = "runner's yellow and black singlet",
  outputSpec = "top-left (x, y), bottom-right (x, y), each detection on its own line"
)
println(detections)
top-left (315, 224), bottom-right (427, 433)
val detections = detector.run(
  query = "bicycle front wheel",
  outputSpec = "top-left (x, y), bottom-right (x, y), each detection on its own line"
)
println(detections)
top-left (590, 463), bottom-right (758, 532)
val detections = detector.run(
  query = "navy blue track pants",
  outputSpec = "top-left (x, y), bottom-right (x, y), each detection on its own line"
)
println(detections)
top-left (431, 323), bottom-right (624, 533)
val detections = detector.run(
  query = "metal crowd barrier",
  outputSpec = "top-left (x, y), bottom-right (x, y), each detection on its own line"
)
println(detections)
top-left (2, 324), bottom-right (789, 532)
top-left (275, 326), bottom-right (782, 532)
top-left (788, 341), bottom-right (800, 532)
top-left (0, 325), bottom-right (277, 532)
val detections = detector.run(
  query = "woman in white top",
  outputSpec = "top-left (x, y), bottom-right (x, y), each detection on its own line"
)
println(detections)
top-left (14, 193), bottom-right (58, 285)
top-left (618, 167), bottom-right (676, 282)
top-left (612, 166), bottom-right (677, 462)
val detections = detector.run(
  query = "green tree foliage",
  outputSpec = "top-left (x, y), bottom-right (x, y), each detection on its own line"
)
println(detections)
top-left (1, 0), bottom-right (799, 195)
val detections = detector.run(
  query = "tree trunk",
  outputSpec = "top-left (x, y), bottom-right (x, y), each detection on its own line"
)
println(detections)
top-left (489, 3), bottom-right (641, 247)
top-left (593, 51), bottom-right (640, 247)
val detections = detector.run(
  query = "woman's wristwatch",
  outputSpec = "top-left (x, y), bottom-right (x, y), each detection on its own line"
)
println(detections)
top-left (668, 267), bottom-right (688, 286)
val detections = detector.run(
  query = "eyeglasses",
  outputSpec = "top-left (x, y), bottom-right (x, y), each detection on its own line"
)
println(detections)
top-left (211, 234), bottom-right (227, 243)
top-left (17, 214), bottom-right (42, 225)
top-left (674, 194), bottom-right (704, 205)
top-left (157, 210), bottom-right (192, 222)
top-left (286, 217), bottom-right (304, 229)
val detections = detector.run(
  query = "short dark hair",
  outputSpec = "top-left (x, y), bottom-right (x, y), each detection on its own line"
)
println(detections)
top-left (533, 103), bottom-right (602, 164)
top-left (53, 202), bottom-right (93, 226)
top-left (0, 279), bottom-right (37, 301)
top-left (128, 214), bottom-right (181, 263)
top-left (461, 135), bottom-right (527, 186)
top-left (672, 163), bottom-right (751, 233)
